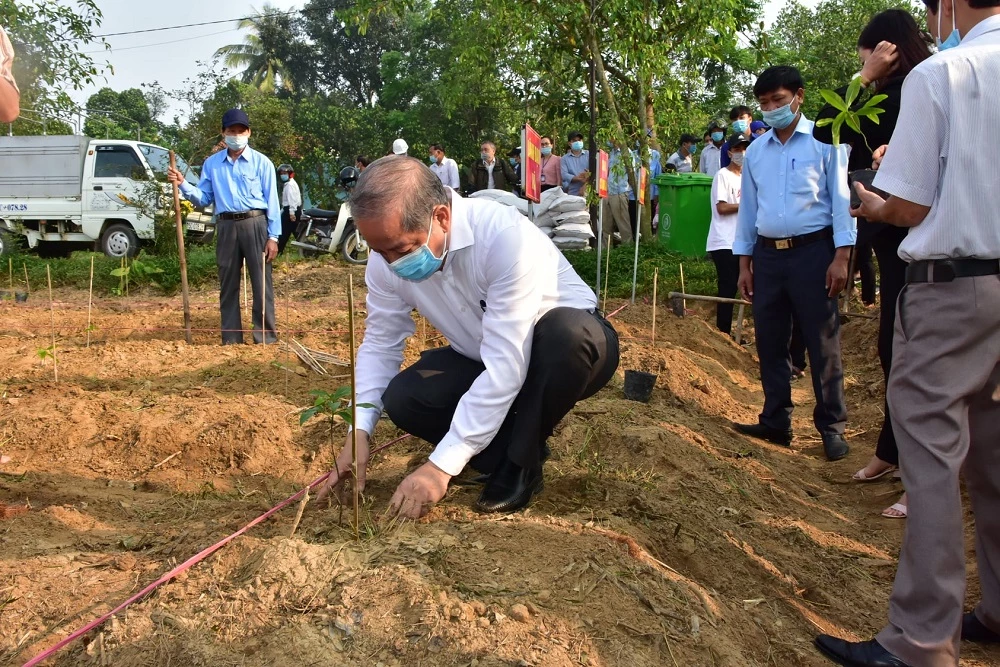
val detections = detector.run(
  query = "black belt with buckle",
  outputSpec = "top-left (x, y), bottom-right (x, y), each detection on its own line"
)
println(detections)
top-left (217, 209), bottom-right (266, 221)
top-left (905, 258), bottom-right (1000, 284)
top-left (759, 227), bottom-right (833, 250)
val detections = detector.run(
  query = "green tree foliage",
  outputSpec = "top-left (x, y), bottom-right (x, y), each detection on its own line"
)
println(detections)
top-left (767, 0), bottom-right (923, 116)
top-left (0, 0), bottom-right (110, 134)
top-left (215, 3), bottom-right (298, 94)
top-left (83, 87), bottom-right (160, 141)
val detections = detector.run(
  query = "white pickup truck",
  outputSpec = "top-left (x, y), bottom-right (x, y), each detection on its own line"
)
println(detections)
top-left (0, 135), bottom-right (212, 258)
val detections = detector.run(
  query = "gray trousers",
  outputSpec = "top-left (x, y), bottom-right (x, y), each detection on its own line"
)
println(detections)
top-left (600, 194), bottom-right (633, 244)
top-left (751, 238), bottom-right (847, 435)
top-left (877, 274), bottom-right (1000, 666)
top-left (216, 214), bottom-right (276, 344)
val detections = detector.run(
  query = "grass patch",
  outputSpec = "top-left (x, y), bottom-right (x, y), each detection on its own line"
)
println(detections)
top-left (564, 243), bottom-right (717, 300)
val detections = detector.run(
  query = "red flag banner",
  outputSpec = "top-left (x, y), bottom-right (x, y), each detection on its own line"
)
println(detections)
top-left (522, 124), bottom-right (542, 203)
top-left (598, 150), bottom-right (609, 199)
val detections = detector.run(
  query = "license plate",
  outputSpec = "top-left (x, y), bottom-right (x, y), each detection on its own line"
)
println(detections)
top-left (187, 222), bottom-right (205, 232)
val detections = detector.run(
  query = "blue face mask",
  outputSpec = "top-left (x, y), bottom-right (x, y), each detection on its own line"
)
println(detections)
top-left (224, 134), bottom-right (249, 151)
top-left (509, 158), bottom-right (517, 166)
top-left (541, 146), bottom-right (552, 156)
top-left (571, 140), bottom-right (584, 151)
top-left (481, 152), bottom-right (490, 162)
top-left (388, 219), bottom-right (448, 282)
top-left (429, 155), bottom-right (438, 164)
top-left (280, 174), bottom-right (289, 182)
top-left (732, 120), bottom-right (750, 134)
top-left (936, 3), bottom-right (961, 51)
top-left (689, 144), bottom-right (698, 155)
top-left (711, 131), bottom-right (724, 143)
top-left (762, 100), bottom-right (799, 130)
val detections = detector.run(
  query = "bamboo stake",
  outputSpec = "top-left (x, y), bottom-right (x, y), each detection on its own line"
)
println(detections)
top-left (168, 151), bottom-right (193, 344)
top-left (243, 262), bottom-right (248, 316)
top-left (86, 256), bottom-right (94, 348)
top-left (46, 265), bottom-right (57, 383)
top-left (347, 273), bottom-right (359, 540)
top-left (285, 277), bottom-right (290, 395)
top-left (651, 267), bottom-right (658, 344)
top-left (602, 242), bottom-right (611, 313)
top-left (261, 251), bottom-right (267, 346)
top-left (678, 263), bottom-right (687, 312)
top-left (7, 257), bottom-right (11, 291)
top-left (734, 304), bottom-right (746, 345)
top-left (22, 262), bottom-right (29, 293)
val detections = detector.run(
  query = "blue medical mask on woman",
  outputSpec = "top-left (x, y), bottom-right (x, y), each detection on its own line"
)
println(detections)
top-left (388, 219), bottom-right (448, 282)
top-left (541, 146), bottom-right (552, 156)
top-left (280, 174), bottom-right (289, 182)
top-left (762, 99), bottom-right (799, 130)
top-left (936, 2), bottom-right (961, 51)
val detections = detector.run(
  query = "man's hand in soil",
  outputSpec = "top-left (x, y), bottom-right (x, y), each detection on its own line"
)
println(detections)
top-left (315, 430), bottom-right (369, 506)
top-left (387, 462), bottom-right (451, 520)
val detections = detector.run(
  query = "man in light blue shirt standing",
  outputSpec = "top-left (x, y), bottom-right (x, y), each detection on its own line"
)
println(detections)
top-left (167, 108), bottom-right (281, 345)
top-left (601, 145), bottom-right (633, 244)
top-left (732, 66), bottom-right (855, 462)
top-left (560, 131), bottom-right (590, 196)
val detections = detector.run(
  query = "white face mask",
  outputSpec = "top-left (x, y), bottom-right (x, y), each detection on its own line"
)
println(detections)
top-left (730, 152), bottom-right (745, 167)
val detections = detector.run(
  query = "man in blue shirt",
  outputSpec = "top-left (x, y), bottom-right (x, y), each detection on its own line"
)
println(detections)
top-left (602, 145), bottom-right (633, 244)
top-left (167, 108), bottom-right (281, 345)
top-left (629, 142), bottom-right (662, 236)
top-left (560, 131), bottom-right (590, 196)
top-left (732, 66), bottom-right (855, 462)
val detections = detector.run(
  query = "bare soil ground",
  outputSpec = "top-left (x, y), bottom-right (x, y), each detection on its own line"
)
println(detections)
top-left (1, 259), bottom-right (996, 666)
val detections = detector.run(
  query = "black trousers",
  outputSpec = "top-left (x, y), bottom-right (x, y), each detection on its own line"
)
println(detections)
top-left (790, 319), bottom-right (807, 371)
top-left (277, 206), bottom-right (299, 255)
top-left (216, 215), bottom-right (276, 344)
top-left (710, 249), bottom-right (740, 335)
top-left (855, 241), bottom-right (877, 305)
top-left (381, 308), bottom-right (620, 473)
top-left (871, 226), bottom-right (909, 465)
top-left (752, 238), bottom-right (847, 436)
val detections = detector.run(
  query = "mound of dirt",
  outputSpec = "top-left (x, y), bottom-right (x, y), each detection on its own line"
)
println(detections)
top-left (1, 262), bottom-right (996, 667)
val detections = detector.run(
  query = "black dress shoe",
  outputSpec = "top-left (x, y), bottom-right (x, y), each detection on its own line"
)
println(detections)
top-left (822, 433), bottom-right (850, 461)
top-left (814, 636), bottom-right (910, 666)
top-left (475, 459), bottom-right (543, 514)
top-left (963, 611), bottom-right (1000, 643)
top-left (732, 422), bottom-right (792, 446)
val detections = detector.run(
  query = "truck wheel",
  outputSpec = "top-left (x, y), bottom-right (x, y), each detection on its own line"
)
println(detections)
top-left (341, 224), bottom-right (369, 265)
top-left (101, 223), bottom-right (139, 258)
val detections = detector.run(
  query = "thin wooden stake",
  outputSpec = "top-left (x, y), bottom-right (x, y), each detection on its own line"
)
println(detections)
top-left (734, 304), bottom-right (746, 345)
top-left (285, 276), bottom-right (290, 394)
top-left (46, 265), bottom-right (57, 383)
top-left (243, 262), bottom-right (248, 316)
top-left (261, 251), bottom-right (267, 346)
top-left (652, 267), bottom-right (658, 344)
top-left (347, 273), bottom-right (360, 540)
top-left (7, 257), bottom-right (11, 291)
top-left (288, 488), bottom-right (309, 538)
top-left (22, 262), bottom-right (29, 293)
top-left (602, 243), bottom-right (611, 313)
top-left (86, 256), bottom-right (94, 348)
top-left (678, 263), bottom-right (687, 312)
top-left (169, 151), bottom-right (193, 344)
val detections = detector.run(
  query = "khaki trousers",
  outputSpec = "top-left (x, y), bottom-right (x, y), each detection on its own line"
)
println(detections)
top-left (877, 274), bottom-right (1000, 667)
top-left (600, 194), bottom-right (633, 244)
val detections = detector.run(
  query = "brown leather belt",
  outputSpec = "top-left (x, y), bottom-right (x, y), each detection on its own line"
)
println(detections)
top-left (759, 227), bottom-right (833, 250)
top-left (217, 209), bottom-right (266, 221)
top-left (905, 258), bottom-right (1000, 284)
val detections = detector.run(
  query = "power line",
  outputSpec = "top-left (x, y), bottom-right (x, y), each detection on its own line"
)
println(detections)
top-left (82, 28), bottom-right (237, 55)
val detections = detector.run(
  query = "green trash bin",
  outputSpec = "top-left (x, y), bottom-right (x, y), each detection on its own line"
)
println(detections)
top-left (654, 172), bottom-right (714, 257)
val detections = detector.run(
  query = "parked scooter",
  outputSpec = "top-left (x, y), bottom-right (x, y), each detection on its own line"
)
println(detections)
top-left (290, 167), bottom-right (369, 265)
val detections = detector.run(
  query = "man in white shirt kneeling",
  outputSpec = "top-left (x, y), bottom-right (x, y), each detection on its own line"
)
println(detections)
top-left (317, 155), bottom-right (620, 519)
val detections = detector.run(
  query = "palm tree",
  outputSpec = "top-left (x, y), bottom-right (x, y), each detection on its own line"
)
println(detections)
top-left (215, 4), bottom-right (295, 93)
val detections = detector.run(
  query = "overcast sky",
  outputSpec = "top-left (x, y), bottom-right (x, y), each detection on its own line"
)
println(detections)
top-left (69, 0), bottom-right (821, 123)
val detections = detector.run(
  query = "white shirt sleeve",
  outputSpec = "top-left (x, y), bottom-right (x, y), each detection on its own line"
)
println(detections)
top-left (352, 261), bottom-right (416, 436)
top-left (282, 180), bottom-right (302, 209)
top-left (872, 68), bottom-right (944, 207)
top-left (428, 223), bottom-right (549, 476)
top-left (446, 159), bottom-right (461, 189)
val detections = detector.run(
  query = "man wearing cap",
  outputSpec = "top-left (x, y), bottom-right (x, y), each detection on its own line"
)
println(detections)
top-left (167, 108), bottom-right (280, 345)
top-left (392, 138), bottom-right (409, 156)
top-left (700, 122), bottom-right (725, 177)
top-left (560, 131), bottom-right (590, 196)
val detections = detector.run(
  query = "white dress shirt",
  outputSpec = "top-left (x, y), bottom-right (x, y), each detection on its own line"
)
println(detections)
top-left (485, 160), bottom-right (496, 189)
top-left (430, 157), bottom-right (461, 189)
top-left (699, 144), bottom-right (722, 178)
top-left (281, 178), bottom-right (302, 210)
top-left (354, 189), bottom-right (597, 476)
top-left (873, 15), bottom-right (1000, 262)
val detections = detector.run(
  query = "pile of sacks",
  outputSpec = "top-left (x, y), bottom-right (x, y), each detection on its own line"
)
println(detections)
top-left (468, 187), bottom-right (593, 251)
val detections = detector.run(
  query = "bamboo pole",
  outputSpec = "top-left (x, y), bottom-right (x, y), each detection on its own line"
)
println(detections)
top-left (667, 292), bottom-right (750, 305)
top-left (347, 273), bottom-right (360, 540)
top-left (678, 264), bottom-right (687, 312)
top-left (734, 304), bottom-right (746, 345)
top-left (46, 265), bottom-right (57, 382)
top-left (261, 251), bottom-right (267, 346)
top-left (651, 267), bottom-right (658, 344)
top-left (168, 151), bottom-right (193, 344)
top-left (22, 262), bottom-right (29, 293)
top-left (7, 257), bottom-right (11, 291)
top-left (602, 242), bottom-right (611, 313)
top-left (86, 256), bottom-right (94, 348)
top-left (243, 262), bottom-right (248, 316)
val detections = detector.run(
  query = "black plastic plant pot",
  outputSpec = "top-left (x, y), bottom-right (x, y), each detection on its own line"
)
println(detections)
top-left (623, 370), bottom-right (657, 403)
top-left (848, 169), bottom-right (888, 210)
top-left (14, 292), bottom-right (27, 302)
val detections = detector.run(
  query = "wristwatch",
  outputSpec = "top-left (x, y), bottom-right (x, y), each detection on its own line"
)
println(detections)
top-left (854, 71), bottom-right (870, 88)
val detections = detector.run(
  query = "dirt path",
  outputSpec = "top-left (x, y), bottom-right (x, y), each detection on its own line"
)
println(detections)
top-left (1, 261), bottom-right (996, 666)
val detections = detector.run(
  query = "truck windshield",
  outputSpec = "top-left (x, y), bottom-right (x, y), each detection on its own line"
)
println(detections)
top-left (139, 144), bottom-right (198, 185)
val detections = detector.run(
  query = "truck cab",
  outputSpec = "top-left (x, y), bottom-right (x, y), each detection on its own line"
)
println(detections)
top-left (0, 136), bottom-right (212, 258)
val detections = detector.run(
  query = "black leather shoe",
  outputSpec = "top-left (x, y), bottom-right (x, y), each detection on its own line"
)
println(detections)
top-left (822, 433), bottom-right (850, 461)
top-left (814, 636), bottom-right (910, 666)
top-left (732, 422), bottom-right (792, 446)
top-left (962, 611), bottom-right (1000, 643)
top-left (475, 459), bottom-right (543, 514)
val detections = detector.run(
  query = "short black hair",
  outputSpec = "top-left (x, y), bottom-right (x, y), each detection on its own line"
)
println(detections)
top-left (429, 143), bottom-right (444, 153)
top-left (753, 66), bottom-right (805, 98)
top-left (729, 105), bottom-right (752, 120)
top-left (568, 131), bottom-right (584, 141)
top-left (679, 133), bottom-right (698, 146)
top-left (356, 155), bottom-right (371, 167)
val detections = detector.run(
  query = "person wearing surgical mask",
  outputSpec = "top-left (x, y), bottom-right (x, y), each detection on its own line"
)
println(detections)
top-left (167, 108), bottom-right (281, 345)
top-left (706, 132), bottom-right (750, 336)
top-left (720, 105), bottom-right (755, 168)
top-left (470, 140), bottom-right (516, 193)
top-left (316, 155), bottom-right (620, 520)
top-left (666, 134), bottom-right (697, 173)
top-left (539, 136), bottom-right (562, 192)
top-left (700, 122), bottom-right (725, 177)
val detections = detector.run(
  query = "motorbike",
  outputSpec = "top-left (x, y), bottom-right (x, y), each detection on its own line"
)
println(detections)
top-left (290, 202), bottom-right (370, 265)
